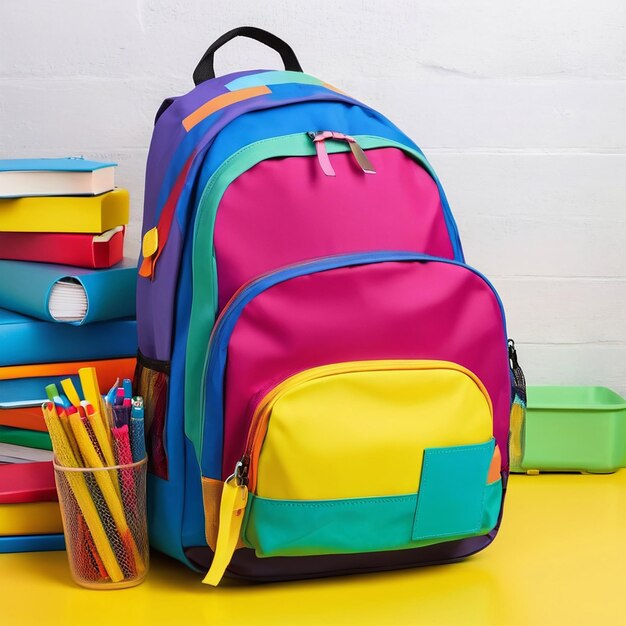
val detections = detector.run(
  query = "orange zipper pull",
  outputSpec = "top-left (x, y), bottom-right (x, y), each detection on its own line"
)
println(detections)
top-left (202, 462), bottom-right (249, 586)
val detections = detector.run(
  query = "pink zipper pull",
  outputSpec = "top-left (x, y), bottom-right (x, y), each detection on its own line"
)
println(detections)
top-left (308, 131), bottom-right (376, 176)
top-left (309, 131), bottom-right (336, 176)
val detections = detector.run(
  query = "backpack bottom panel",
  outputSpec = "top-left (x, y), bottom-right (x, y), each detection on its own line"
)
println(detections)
top-left (183, 498), bottom-right (504, 583)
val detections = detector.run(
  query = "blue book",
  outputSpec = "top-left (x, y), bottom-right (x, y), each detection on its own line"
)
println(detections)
top-left (0, 258), bottom-right (136, 325)
top-left (0, 157), bottom-right (116, 198)
top-left (0, 373), bottom-right (108, 409)
top-left (0, 533), bottom-right (65, 553)
top-left (0, 309), bottom-right (137, 367)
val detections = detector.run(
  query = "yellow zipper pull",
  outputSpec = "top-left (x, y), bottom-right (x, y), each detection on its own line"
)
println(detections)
top-left (202, 461), bottom-right (249, 586)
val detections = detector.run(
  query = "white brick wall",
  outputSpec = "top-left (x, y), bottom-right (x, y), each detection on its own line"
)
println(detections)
top-left (1, 0), bottom-right (624, 393)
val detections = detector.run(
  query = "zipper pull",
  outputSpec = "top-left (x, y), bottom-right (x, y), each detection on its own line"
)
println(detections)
top-left (508, 339), bottom-right (519, 369)
top-left (308, 131), bottom-right (376, 176)
top-left (508, 339), bottom-right (527, 472)
top-left (202, 460), bottom-right (249, 586)
top-left (508, 339), bottom-right (527, 403)
top-left (346, 138), bottom-right (376, 175)
top-left (309, 131), bottom-right (336, 177)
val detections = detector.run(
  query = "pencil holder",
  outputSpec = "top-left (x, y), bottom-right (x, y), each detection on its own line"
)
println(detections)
top-left (53, 457), bottom-right (149, 589)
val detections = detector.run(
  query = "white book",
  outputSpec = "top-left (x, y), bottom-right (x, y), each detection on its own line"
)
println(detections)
top-left (0, 443), bottom-right (54, 463)
top-left (0, 157), bottom-right (116, 197)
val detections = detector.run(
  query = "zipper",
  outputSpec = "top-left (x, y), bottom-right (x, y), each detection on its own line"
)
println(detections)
top-left (307, 130), bottom-right (376, 175)
top-left (198, 250), bottom-right (509, 476)
top-left (238, 359), bottom-right (493, 493)
top-left (508, 339), bottom-right (526, 404)
top-left (508, 339), bottom-right (519, 370)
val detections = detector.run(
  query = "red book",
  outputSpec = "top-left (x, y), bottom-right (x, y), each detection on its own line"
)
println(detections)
top-left (0, 461), bottom-right (57, 504)
top-left (0, 226), bottom-right (124, 268)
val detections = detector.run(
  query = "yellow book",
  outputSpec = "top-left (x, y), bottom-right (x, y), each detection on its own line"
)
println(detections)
top-left (0, 501), bottom-right (63, 536)
top-left (0, 188), bottom-right (129, 233)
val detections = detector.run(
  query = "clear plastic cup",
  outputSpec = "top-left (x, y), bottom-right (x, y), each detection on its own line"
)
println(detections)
top-left (53, 457), bottom-right (149, 589)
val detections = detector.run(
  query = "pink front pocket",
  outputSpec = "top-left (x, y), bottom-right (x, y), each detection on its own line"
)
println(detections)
top-left (213, 146), bottom-right (457, 309)
top-left (199, 252), bottom-right (511, 480)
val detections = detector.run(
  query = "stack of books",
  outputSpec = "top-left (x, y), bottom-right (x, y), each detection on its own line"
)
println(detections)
top-left (0, 461), bottom-right (64, 553)
top-left (0, 158), bottom-right (138, 552)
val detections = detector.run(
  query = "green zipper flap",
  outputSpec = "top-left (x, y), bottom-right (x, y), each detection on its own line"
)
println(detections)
top-left (184, 134), bottom-right (439, 459)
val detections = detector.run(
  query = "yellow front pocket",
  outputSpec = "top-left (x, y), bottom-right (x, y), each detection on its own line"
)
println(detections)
top-left (247, 359), bottom-right (494, 499)
top-left (204, 359), bottom-right (500, 584)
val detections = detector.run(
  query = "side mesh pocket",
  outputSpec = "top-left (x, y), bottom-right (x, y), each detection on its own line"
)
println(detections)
top-left (508, 340), bottom-right (527, 473)
top-left (134, 351), bottom-right (170, 480)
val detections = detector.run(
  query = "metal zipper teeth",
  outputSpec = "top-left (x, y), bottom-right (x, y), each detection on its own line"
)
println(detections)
top-left (241, 360), bottom-right (494, 492)
top-left (199, 251), bottom-right (510, 472)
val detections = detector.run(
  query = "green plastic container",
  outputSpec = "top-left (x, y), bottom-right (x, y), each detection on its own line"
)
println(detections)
top-left (520, 386), bottom-right (626, 474)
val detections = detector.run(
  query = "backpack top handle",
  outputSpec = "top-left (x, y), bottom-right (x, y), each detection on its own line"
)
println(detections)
top-left (193, 26), bottom-right (303, 85)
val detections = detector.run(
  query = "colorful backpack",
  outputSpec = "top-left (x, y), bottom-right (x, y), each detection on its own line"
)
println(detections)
top-left (135, 27), bottom-right (518, 585)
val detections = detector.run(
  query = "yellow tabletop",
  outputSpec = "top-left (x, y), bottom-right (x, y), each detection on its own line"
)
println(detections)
top-left (1, 472), bottom-right (625, 626)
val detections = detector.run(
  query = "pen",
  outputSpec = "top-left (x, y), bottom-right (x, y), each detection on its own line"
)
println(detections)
top-left (130, 397), bottom-right (146, 463)
top-left (114, 388), bottom-right (125, 407)
top-left (103, 398), bottom-right (115, 432)
top-left (122, 379), bottom-right (133, 400)
top-left (112, 405), bottom-right (130, 428)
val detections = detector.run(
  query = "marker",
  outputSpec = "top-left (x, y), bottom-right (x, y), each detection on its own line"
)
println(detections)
top-left (112, 405), bottom-right (130, 428)
top-left (122, 379), bottom-right (133, 400)
top-left (130, 397), bottom-right (146, 462)
top-left (115, 388), bottom-right (125, 406)
top-left (45, 384), bottom-right (60, 402)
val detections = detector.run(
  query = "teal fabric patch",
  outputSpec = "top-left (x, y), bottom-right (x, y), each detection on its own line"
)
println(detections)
top-left (225, 71), bottom-right (324, 91)
top-left (243, 476), bottom-right (502, 558)
top-left (413, 439), bottom-right (495, 541)
top-left (244, 492), bottom-right (417, 557)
